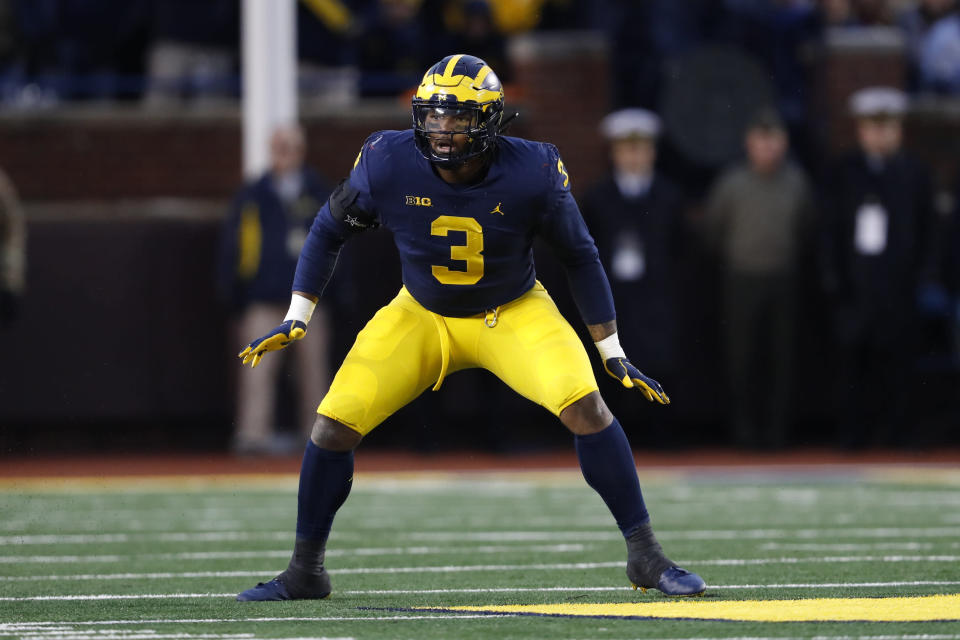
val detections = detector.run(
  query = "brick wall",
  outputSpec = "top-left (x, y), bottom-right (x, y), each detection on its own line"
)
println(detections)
top-left (0, 108), bottom-right (410, 201)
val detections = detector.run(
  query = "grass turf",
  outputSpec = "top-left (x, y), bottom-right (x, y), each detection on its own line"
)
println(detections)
top-left (2, 465), bottom-right (959, 639)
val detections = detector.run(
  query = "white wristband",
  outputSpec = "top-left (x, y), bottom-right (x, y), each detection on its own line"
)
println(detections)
top-left (594, 332), bottom-right (626, 361)
top-left (284, 294), bottom-right (317, 325)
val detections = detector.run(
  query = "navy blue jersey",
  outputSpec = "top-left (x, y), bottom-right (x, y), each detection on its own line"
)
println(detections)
top-left (294, 130), bottom-right (615, 324)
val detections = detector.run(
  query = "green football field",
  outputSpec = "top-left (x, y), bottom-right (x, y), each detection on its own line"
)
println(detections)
top-left (2, 464), bottom-right (959, 640)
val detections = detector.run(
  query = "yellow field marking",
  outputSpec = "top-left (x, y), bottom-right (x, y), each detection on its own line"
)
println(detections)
top-left (438, 593), bottom-right (960, 622)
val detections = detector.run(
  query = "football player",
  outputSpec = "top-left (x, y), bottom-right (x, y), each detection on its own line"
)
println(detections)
top-left (236, 54), bottom-right (706, 600)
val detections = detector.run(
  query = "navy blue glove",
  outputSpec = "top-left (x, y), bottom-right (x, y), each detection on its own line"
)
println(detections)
top-left (238, 320), bottom-right (307, 368)
top-left (602, 357), bottom-right (670, 404)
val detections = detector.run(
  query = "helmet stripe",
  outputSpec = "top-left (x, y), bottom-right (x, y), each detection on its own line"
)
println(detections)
top-left (472, 65), bottom-right (492, 89)
top-left (441, 54), bottom-right (465, 81)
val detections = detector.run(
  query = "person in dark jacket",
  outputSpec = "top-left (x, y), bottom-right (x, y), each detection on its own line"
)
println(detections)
top-left (219, 123), bottom-right (333, 455)
top-left (820, 87), bottom-right (937, 448)
top-left (581, 108), bottom-right (687, 444)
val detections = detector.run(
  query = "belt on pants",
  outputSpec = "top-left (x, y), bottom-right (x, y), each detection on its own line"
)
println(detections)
top-left (427, 305), bottom-right (500, 391)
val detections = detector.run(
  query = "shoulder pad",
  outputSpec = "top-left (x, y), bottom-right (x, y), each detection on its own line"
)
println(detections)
top-left (329, 178), bottom-right (378, 231)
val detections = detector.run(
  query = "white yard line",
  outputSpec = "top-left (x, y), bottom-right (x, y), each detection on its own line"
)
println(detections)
top-left (5, 526), bottom-right (959, 546)
top-left (3, 580), bottom-right (960, 601)
top-left (0, 617), bottom-right (506, 626)
top-left (408, 527), bottom-right (960, 542)
top-left (10, 637), bottom-right (352, 640)
top-left (0, 625), bottom-right (258, 640)
top-left (2, 556), bottom-right (959, 582)
top-left (0, 533), bottom-right (293, 545)
top-left (691, 554), bottom-right (960, 566)
top-left (584, 637), bottom-right (960, 640)
top-left (759, 542), bottom-right (960, 551)
top-left (0, 544), bottom-right (588, 564)
top-left (0, 563), bottom-right (621, 581)
top-left (7, 633), bottom-right (960, 640)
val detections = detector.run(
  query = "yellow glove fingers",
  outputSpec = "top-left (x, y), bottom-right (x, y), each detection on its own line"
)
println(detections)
top-left (238, 321), bottom-right (307, 369)
top-left (620, 374), bottom-right (635, 389)
top-left (635, 382), bottom-right (654, 401)
top-left (634, 378), bottom-right (670, 404)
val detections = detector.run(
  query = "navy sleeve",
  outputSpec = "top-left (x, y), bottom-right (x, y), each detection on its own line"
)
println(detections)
top-left (536, 145), bottom-right (616, 326)
top-left (291, 135), bottom-right (380, 297)
top-left (291, 203), bottom-right (350, 297)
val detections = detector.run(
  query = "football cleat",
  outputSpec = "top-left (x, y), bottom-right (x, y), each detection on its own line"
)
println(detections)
top-left (236, 578), bottom-right (292, 601)
top-left (631, 566), bottom-right (707, 597)
top-left (236, 570), bottom-right (331, 602)
top-left (625, 522), bottom-right (706, 596)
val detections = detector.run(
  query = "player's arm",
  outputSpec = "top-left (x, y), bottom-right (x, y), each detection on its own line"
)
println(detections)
top-left (538, 148), bottom-right (669, 404)
top-left (239, 177), bottom-right (378, 368)
top-left (587, 318), bottom-right (669, 404)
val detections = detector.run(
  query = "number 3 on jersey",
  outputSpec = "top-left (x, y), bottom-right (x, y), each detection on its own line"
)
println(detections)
top-left (431, 215), bottom-right (484, 285)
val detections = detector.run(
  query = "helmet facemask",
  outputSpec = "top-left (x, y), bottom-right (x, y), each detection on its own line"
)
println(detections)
top-left (413, 101), bottom-right (502, 167)
top-left (412, 54), bottom-right (505, 168)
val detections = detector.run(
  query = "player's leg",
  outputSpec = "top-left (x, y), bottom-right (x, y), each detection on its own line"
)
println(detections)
top-left (561, 393), bottom-right (705, 595)
top-left (245, 415), bottom-right (360, 601)
top-left (474, 283), bottom-right (704, 595)
top-left (237, 288), bottom-right (443, 601)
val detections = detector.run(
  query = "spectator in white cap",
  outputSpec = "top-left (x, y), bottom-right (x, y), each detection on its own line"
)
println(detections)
top-left (819, 86), bottom-right (937, 449)
top-left (849, 87), bottom-right (909, 170)
top-left (597, 108), bottom-right (662, 199)
top-left (581, 108), bottom-right (688, 446)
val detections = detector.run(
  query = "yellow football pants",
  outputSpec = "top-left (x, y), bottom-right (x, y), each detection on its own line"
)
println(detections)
top-left (318, 282), bottom-right (599, 435)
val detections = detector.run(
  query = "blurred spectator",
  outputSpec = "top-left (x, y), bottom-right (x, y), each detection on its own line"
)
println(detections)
top-left (357, 0), bottom-right (427, 97)
top-left (298, 0), bottom-right (360, 108)
top-left (605, 0), bottom-right (720, 109)
top-left (145, 0), bottom-right (238, 105)
top-left (819, 0), bottom-right (895, 26)
top-left (702, 108), bottom-right (816, 449)
top-left (0, 166), bottom-right (24, 329)
top-left (580, 109), bottom-right (688, 445)
top-left (8, 0), bottom-right (150, 103)
top-left (218, 124), bottom-right (333, 456)
top-left (484, 0), bottom-right (597, 34)
top-left (719, 0), bottom-right (822, 171)
top-left (423, 0), bottom-right (511, 83)
top-left (853, 0), bottom-right (895, 24)
top-left (898, 0), bottom-right (960, 94)
top-left (819, 0), bottom-right (860, 26)
top-left (819, 87), bottom-right (937, 448)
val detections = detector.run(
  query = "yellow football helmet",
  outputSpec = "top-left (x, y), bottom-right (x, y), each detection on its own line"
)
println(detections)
top-left (412, 54), bottom-right (505, 166)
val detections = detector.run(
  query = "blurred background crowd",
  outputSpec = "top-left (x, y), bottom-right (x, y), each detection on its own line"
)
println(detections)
top-left (0, 0), bottom-right (959, 455)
